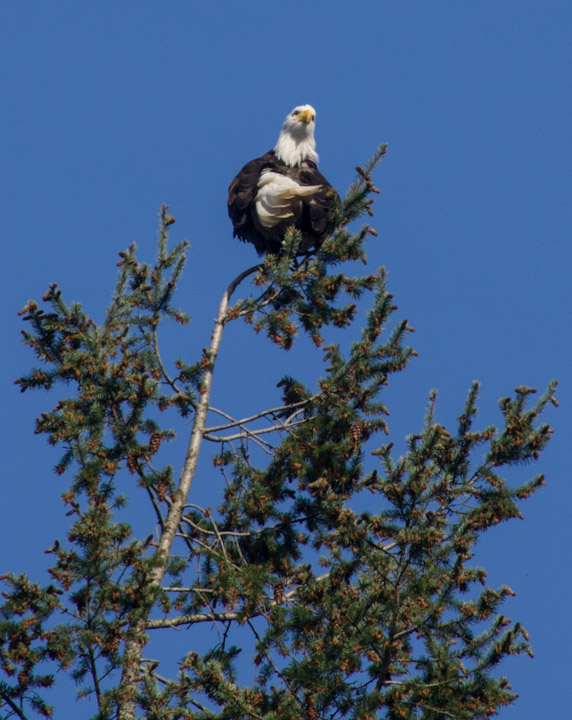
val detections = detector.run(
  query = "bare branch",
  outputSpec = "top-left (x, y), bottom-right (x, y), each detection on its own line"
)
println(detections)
top-left (205, 400), bottom-right (309, 433)
top-left (204, 418), bottom-right (305, 443)
top-left (146, 611), bottom-right (242, 629)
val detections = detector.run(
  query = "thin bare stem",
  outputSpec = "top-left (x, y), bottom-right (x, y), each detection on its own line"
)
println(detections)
top-left (152, 326), bottom-right (197, 410)
top-left (205, 400), bottom-right (308, 432)
top-left (204, 417), bottom-right (305, 443)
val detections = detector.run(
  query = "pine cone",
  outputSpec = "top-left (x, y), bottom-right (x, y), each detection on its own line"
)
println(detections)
top-left (305, 698), bottom-right (318, 720)
top-left (102, 630), bottom-right (121, 655)
top-left (149, 432), bottom-right (161, 456)
top-left (350, 419), bottom-right (364, 452)
top-left (157, 475), bottom-right (170, 502)
top-left (126, 452), bottom-right (138, 475)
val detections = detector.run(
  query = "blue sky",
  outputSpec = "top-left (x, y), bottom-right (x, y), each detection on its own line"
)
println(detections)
top-left (1, 2), bottom-right (571, 716)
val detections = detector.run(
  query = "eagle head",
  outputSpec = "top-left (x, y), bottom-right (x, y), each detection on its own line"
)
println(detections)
top-left (273, 104), bottom-right (319, 167)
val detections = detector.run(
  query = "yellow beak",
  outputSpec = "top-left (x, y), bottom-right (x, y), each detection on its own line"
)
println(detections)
top-left (297, 109), bottom-right (313, 124)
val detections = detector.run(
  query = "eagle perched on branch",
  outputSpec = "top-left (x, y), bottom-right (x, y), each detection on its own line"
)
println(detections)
top-left (228, 104), bottom-right (337, 255)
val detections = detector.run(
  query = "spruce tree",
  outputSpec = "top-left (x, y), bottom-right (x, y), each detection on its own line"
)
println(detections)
top-left (1, 146), bottom-right (557, 720)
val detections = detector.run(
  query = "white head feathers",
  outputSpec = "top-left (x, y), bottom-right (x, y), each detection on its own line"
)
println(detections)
top-left (273, 104), bottom-right (319, 167)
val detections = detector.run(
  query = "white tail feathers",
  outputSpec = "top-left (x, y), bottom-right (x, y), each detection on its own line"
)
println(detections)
top-left (255, 172), bottom-right (322, 228)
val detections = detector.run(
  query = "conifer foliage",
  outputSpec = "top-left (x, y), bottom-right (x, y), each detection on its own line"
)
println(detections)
top-left (1, 145), bottom-right (557, 719)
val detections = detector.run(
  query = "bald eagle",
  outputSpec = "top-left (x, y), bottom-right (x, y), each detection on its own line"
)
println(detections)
top-left (228, 105), bottom-right (337, 255)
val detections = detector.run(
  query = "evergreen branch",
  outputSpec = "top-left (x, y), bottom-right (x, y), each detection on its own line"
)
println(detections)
top-left (230, 284), bottom-right (283, 318)
top-left (245, 618), bottom-right (303, 712)
top-left (414, 702), bottom-right (459, 718)
top-left (0, 692), bottom-right (31, 720)
top-left (353, 143), bottom-right (388, 194)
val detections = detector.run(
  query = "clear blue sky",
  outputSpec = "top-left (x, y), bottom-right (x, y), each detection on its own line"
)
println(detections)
top-left (1, 2), bottom-right (571, 716)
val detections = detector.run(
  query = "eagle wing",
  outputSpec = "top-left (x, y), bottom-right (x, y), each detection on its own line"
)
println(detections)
top-left (228, 152), bottom-right (278, 252)
top-left (295, 164), bottom-right (337, 238)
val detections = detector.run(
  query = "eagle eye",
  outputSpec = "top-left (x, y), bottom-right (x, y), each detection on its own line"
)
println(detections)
top-left (292, 110), bottom-right (300, 116)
